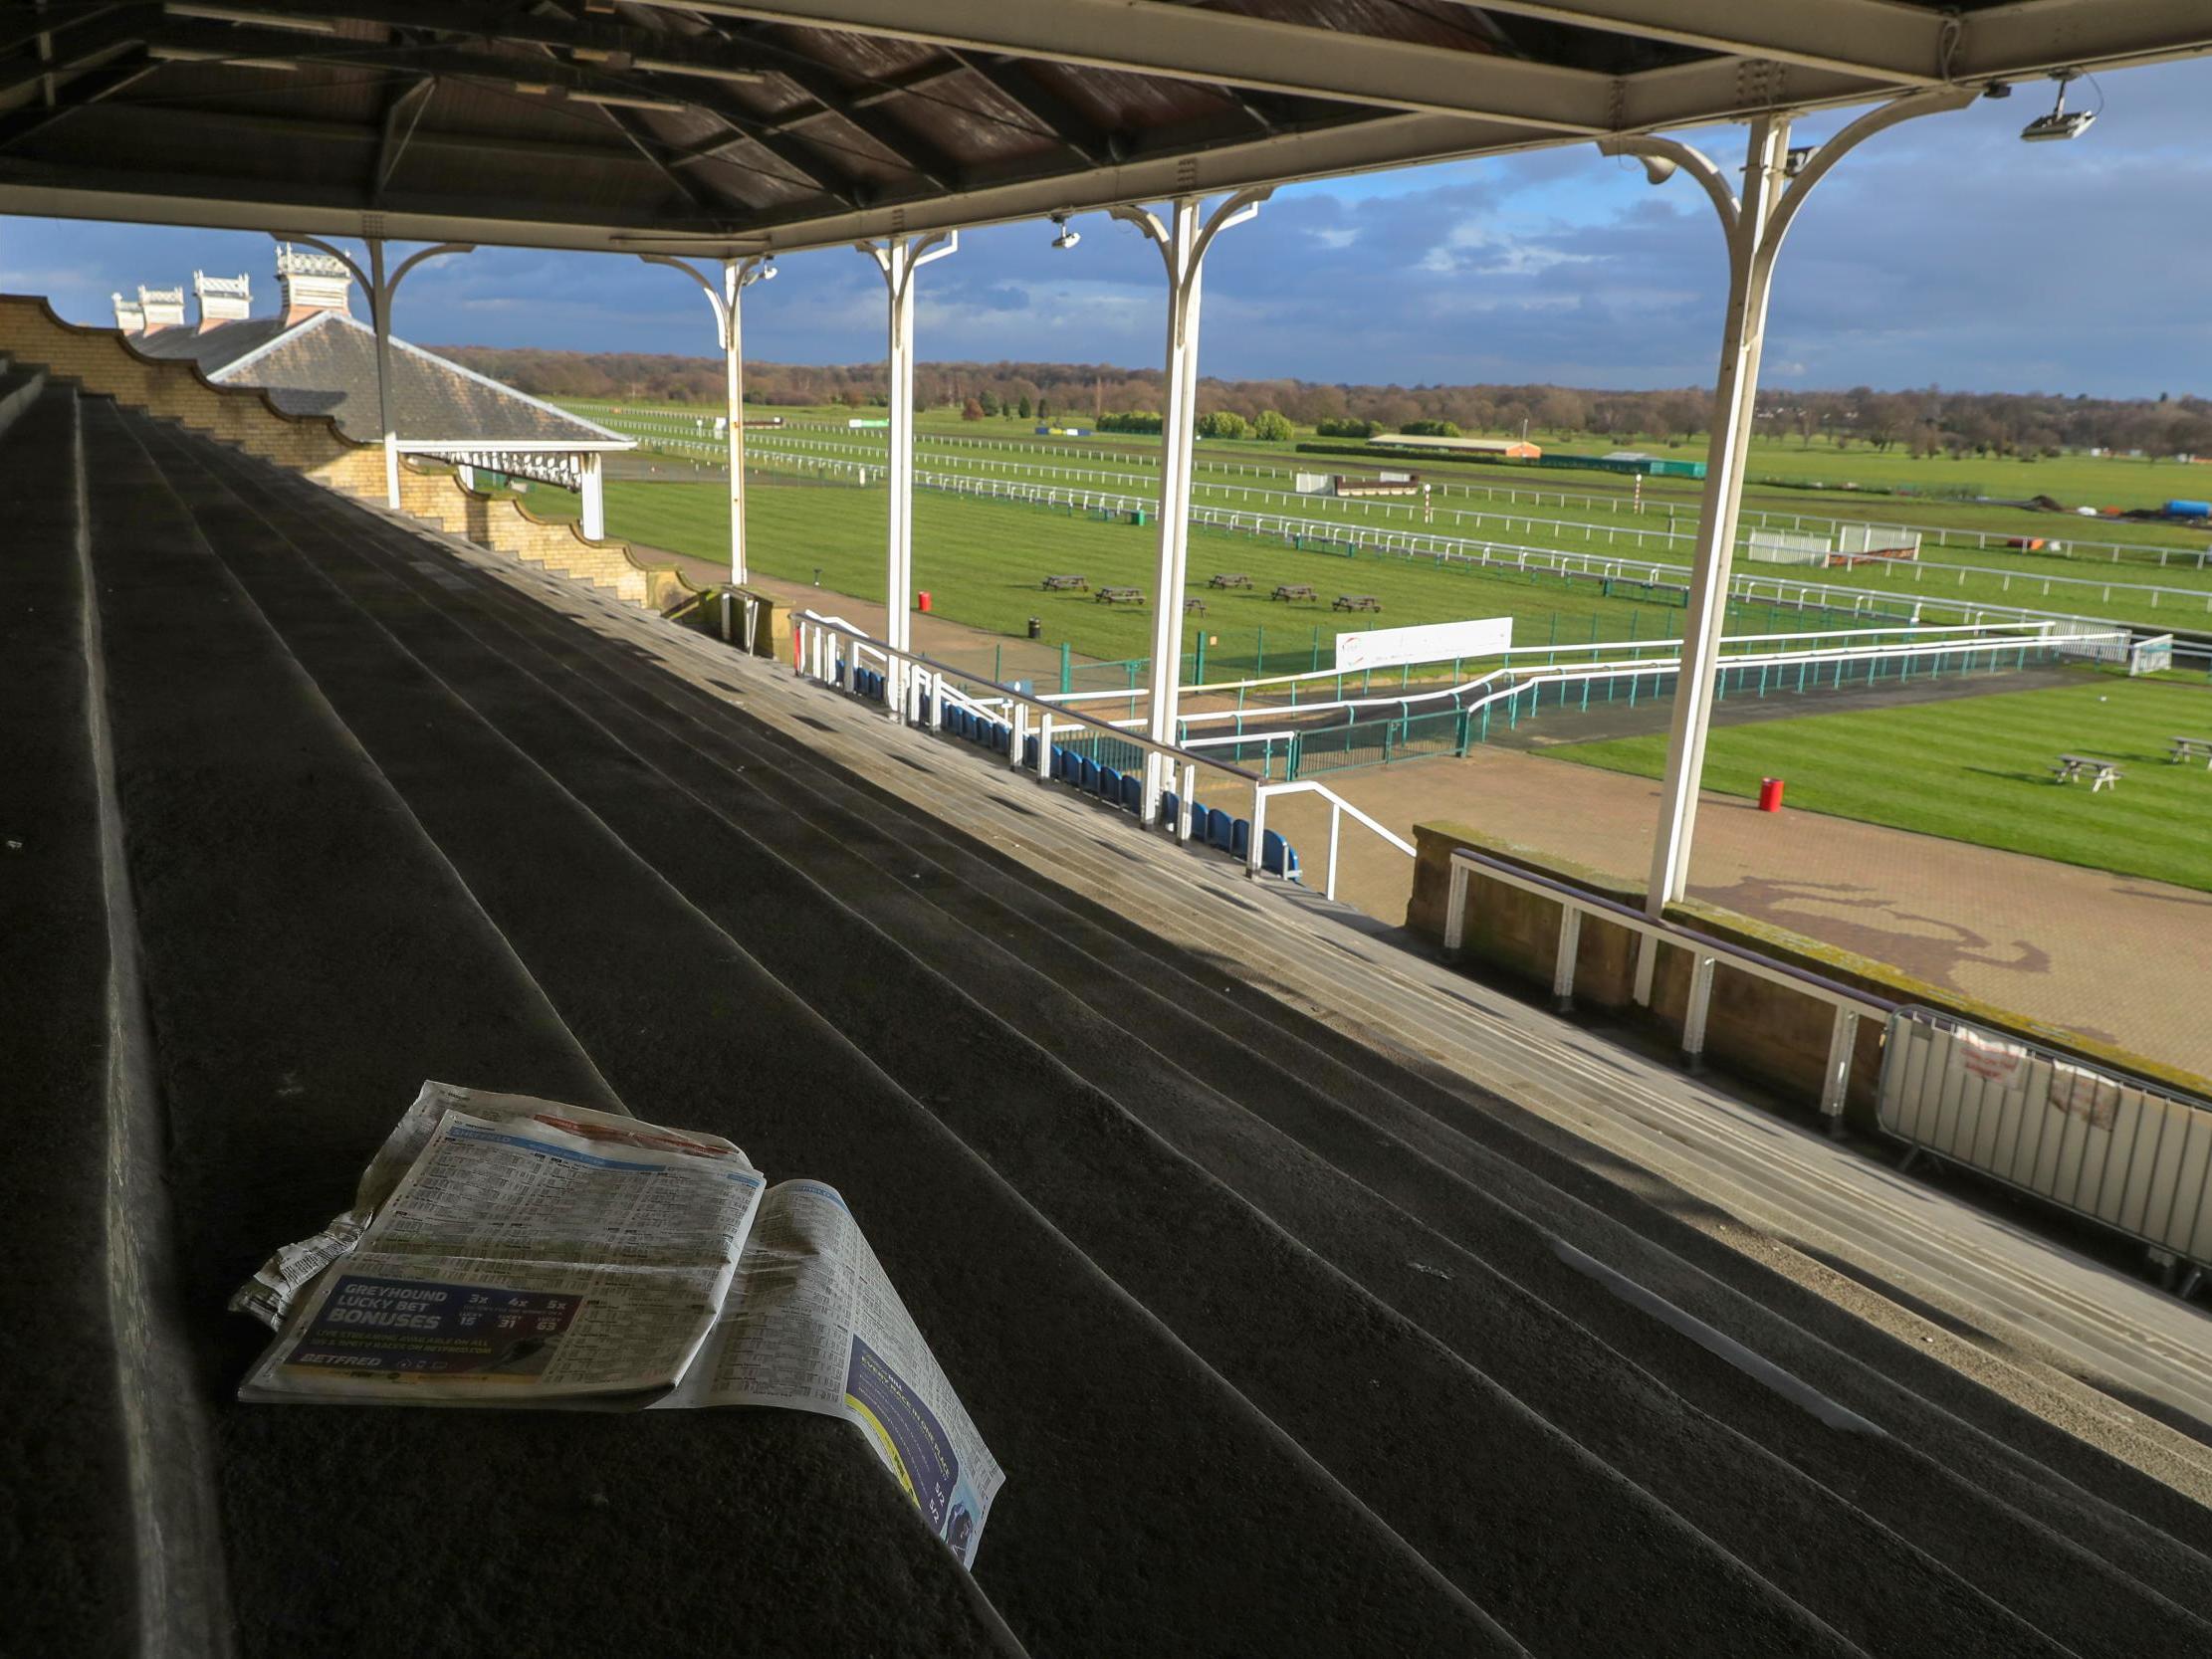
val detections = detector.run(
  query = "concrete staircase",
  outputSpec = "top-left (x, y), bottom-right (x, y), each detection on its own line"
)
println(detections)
top-left (14, 380), bottom-right (2212, 1657)
top-left (0, 294), bottom-right (690, 610)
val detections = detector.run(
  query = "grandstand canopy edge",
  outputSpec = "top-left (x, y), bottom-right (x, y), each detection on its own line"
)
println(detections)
top-left (1, 1), bottom-right (2208, 256)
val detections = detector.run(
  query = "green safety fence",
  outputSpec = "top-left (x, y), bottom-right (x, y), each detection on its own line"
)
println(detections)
top-left (1272, 638), bottom-right (2061, 781)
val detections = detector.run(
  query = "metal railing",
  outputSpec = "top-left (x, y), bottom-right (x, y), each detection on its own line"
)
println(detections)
top-left (791, 611), bottom-right (1410, 901)
top-left (1442, 846), bottom-right (1894, 1127)
top-left (1879, 1009), bottom-right (2212, 1283)
top-left (1250, 780), bottom-right (1415, 901)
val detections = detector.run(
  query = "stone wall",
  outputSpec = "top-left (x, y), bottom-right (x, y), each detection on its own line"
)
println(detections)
top-left (1407, 819), bottom-right (2210, 1126)
top-left (0, 294), bottom-right (694, 612)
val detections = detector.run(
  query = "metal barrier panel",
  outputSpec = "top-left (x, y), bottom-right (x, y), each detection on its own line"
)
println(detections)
top-left (1879, 1008), bottom-right (2212, 1269)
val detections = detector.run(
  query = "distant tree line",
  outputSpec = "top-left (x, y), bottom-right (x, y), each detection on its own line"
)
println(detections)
top-left (435, 344), bottom-right (2212, 461)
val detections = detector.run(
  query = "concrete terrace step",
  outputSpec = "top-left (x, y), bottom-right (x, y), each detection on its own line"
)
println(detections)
top-left (159, 420), bottom-right (2212, 1657)
top-left (17, 399), bottom-right (2212, 1656)
top-left (49, 397), bottom-right (1026, 1658)
top-left (100, 406), bottom-right (1507, 1655)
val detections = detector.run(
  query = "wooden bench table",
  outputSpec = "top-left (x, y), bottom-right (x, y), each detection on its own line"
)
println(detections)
top-left (1332, 594), bottom-right (1383, 613)
top-left (2167, 735), bottom-right (2212, 768)
top-left (1095, 585), bottom-right (1145, 605)
top-left (1270, 583), bottom-right (1317, 603)
top-left (1040, 574), bottom-right (1087, 591)
top-left (1183, 597), bottom-right (1207, 615)
top-left (1208, 573), bottom-right (1252, 590)
top-left (2052, 753), bottom-right (2125, 791)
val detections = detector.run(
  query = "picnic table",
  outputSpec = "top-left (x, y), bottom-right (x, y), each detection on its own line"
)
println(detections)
top-left (1332, 594), bottom-right (1383, 613)
top-left (2052, 753), bottom-right (2125, 791)
top-left (1208, 573), bottom-right (1252, 590)
top-left (1095, 585), bottom-right (1145, 605)
top-left (1183, 597), bottom-right (1207, 615)
top-left (1270, 583), bottom-right (1318, 603)
top-left (1040, 573), bottom-right (1087, 591)
top-left (2167, 735), bottom-right (2212, 768)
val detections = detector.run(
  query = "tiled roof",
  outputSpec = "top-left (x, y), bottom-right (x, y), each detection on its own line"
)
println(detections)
top-left (138, 312), bottom-right (627, 448)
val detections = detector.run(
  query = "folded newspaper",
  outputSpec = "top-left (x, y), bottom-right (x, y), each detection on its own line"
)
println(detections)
top-left (232, 1081), bottom-right (1003, 1567)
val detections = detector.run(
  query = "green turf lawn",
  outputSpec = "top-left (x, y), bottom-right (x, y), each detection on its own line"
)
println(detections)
top-left (584, 407), bottom-right (2212, 631)
top-left (584, 477), bottom-right (1846, 677)
top-left (1548, 673), bottom-right (2212, 892)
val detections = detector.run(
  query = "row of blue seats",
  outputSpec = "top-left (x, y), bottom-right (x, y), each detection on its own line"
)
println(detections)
top-left (852, 675), bottom-right (1302, 880)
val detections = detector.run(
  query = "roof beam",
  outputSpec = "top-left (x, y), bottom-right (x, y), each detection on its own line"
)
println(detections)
top-left (0, 49), bottom-right (153, 149)
top-left (132, 17), bottom-right (861, 202)
top-left (951, 51), bottom-right (1115, 166)
top-left (646, 0), bottom-right (1620, 131)
top-left (1441, 1), bottom-right (1952, 85)
top-left (368, 72), bottom-right (433, 200)
top-left (0, 5), bottom-right (149, 99)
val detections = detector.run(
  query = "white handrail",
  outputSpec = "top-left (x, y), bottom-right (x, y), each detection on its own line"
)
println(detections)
top-left (1251, 780), bottom-right (1415, 902)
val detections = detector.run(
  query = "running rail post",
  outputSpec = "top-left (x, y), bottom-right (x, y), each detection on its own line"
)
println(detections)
top-left (1603, 86), bottom-right (1976, 920)
top-left (1112, 190), bottom-right (1269, 826)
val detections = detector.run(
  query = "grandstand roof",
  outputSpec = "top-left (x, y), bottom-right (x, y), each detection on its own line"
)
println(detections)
top-left (132, 311), bottom-right (631, 447)
top-left (1, 2), bottom-right (2206, 256)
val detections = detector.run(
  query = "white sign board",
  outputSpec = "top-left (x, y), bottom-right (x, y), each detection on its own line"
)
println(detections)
top-left (1335, 616), bottom-right (1512, 673)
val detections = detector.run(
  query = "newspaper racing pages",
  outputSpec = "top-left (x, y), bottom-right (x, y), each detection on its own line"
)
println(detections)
top-left (665, 1179), bottom-right (1005, 1568)
top-left (234, 1083), bottom-right (1002, 1564)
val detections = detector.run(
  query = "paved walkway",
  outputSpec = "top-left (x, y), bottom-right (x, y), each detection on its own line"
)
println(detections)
top-left (1266, 747), bottom-right (2212, 1080)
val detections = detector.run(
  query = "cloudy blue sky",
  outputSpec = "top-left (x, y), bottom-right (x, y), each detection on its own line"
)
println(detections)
top-left (5, 59), bottom-right (2207, 397)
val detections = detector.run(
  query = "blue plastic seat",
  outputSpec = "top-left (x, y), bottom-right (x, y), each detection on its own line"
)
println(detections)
top-left (1261, 829), bottom-right (1292, 876)
top-left (833, 660), bottom-right (846, 686)
top-left (1022, 734), bottom-right (1040, 768)
top-left (1098, 765), bottom-right (1121, 801)
top-left (1207, 808), bottom-right (1233, 851)
top-left (1230, 818), bottom-right (1251, 860)
top-left (995, 722), bottom-right (1012, 755)
top-left (1119, 773), bottom-right (1141, 812)
top-left (1080, 756), bottom-right (1099, 793)
top-left (1161, 788), bottom-right (1179, 827)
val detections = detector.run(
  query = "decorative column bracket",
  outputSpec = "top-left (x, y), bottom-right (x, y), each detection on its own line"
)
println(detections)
top-left (276, 233), bottom-right (473, 511)
top-left (639, 252), bottom-right (777, 586)
top-left (1109, 188), bottom-right (1269, 824)
top-left (858, 230), bottom-right (958, 721)
top-left (1604, 87), bottom-right (1976, 972)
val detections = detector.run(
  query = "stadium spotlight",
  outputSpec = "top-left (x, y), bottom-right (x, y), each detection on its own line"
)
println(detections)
top-left (759, 260), bottom-right (777, 282)
top-left (1049, 212), bottom-right (1081, 251)
top-left (1628, 153), bottom-right (1676, 186)
top-left (1783, 145), bottom-right (1816, 177)
top-left (2021, 71), bottom-right (2095, 141)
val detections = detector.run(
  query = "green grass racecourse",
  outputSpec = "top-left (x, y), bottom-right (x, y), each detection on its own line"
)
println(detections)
top-left (581, 476), bottom-right (1870, 678)
top-left (1549, 675), bottom-right (2212, 893)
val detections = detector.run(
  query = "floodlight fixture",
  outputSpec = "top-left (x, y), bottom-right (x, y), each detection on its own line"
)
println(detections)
top-left (1629, 153), bottom-right (1675, 186)
top-left (1783, 145), bottom-right (1816, 177)
top-left (1050, 212), bottom-right (1081, 250)
top-left (2021, 71), bottom-right (2095, 142)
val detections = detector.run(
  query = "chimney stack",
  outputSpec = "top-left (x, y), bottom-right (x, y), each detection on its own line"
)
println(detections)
top-left (137, 284), bottom-right (186, 332)
top-left (275, 243), bottom-right (352, 325)
top-left (193, 270), bottom-right (253, 332)
top-left (112, 293), bottom-right (146, 335)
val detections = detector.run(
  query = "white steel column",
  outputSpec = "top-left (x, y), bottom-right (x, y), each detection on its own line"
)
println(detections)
top-left (1606, 88), bottom-right (1975, 929)
top-left (278, 234), bottom-right (473, 512)
top-left (1110, 190), bottom-right (1268, 823)
top-left (638, 253), bottom-right (776, 584)
top-left (860, 231), bottom-right (957, 721)
top-left (578, 452), bottom-right (606, 540)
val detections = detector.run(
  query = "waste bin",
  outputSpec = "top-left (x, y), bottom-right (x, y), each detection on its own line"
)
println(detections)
top-left (1129, 509), bottom-right (1148, 527)
top-left (1027, 617), bottom-right (1042, 640)
top-left (1757, 777), bottom-right (1785, 812)
top-left (916, 589), bottom-right (933, 613)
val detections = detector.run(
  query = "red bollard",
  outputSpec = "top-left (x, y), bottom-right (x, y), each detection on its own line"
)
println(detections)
top-left (916, 589), bottom-right (933, 613)
top-left (1757, 777), bottom-right (1785, 813)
